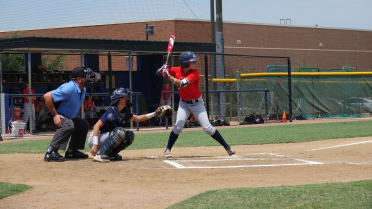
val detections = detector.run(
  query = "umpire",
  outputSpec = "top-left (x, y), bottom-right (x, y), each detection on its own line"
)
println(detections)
top-left (43, 67), bottom-right (90, 162)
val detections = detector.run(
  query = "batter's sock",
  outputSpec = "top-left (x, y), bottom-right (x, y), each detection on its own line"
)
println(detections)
top-left (166, 131), bottom-right (179, 150)
top-left (211, 130), bottom-right (229, 150)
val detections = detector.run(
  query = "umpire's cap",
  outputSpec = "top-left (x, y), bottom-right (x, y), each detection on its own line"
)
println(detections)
top-left (110, 87), bottom-right (132, 106)
top-left (179, 51), bottom-right (198, 64)
top-left (71, 67), bottom-right (88, 79)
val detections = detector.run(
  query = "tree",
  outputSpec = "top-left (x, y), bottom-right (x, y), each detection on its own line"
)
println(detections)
top-left (2, 53), bottom-right (25, 71)
top-left (2, 32), bottom-right (66, 72)
top-left (41, 55), bottom-right (66, 71)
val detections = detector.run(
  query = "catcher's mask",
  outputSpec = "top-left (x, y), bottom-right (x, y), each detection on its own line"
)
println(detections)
top-left (110, 87), bottom-right (132, 106)
top-left (71, 67), bottom-right (101, 82)
top-left (180, 51), bottom-right (198, 68)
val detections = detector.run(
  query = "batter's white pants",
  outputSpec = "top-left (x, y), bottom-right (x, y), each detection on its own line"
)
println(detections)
top-left (172, 97), bottom-right (216, 135)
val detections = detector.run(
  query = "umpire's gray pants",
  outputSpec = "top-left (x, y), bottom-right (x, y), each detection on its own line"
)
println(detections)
top-left (50, 117), bottom-right (89, 150)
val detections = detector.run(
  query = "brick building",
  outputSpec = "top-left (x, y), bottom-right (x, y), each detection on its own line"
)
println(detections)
top-left (1, 19), bottom-right (372, 71)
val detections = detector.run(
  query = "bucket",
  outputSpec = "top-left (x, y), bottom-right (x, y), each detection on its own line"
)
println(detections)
top-left (14, 107), bottom-right (22, 121)
top-left (10, 120), bottom-right (26, 138)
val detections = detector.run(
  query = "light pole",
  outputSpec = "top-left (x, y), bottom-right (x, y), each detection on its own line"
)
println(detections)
top-left (0, 54), bottom-right (3, 141)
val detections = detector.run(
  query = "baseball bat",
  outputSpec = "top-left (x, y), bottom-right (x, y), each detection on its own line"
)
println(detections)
top-left (165, 34), bottom-right (175, 65)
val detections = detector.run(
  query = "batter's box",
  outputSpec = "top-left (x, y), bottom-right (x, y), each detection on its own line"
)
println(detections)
top-left (163, 153), bottom-right (323, 169)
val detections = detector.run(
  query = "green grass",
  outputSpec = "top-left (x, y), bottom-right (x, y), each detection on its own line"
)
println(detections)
top-left (167, 180), bottom-right (372, 209)
top-left (2, 120), bottom-right (372, 154)
top-left (0, 182), bottom-right (32, 199)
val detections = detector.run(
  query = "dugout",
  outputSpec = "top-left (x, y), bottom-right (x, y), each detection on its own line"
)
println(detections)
top-left (0, 36), bottom-right (215, 134)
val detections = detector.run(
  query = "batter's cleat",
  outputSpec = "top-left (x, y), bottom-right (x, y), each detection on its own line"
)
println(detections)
top-left (65, 150), bottom-right (89, 159)
top-left (109, 154), bottom-right (123, 161)
top-left (226, 147), bottom-right (236, 156)
top-left (93, 154), bottom-right (110, 163)
top-left (44, 151), bottom-right (65, 162)
top-left (164, 148), bottom-right (172, 158)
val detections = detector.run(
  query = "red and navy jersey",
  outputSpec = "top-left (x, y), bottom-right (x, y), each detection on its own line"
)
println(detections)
top-left (168, 66), bottom-right (202, 100)
top-left (99, 106), bottom-right (133, 133)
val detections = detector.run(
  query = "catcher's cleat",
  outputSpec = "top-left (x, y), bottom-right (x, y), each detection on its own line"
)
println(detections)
top-left (65, 150), bottom-right (88, 159)
top-left (93, 154), bottom-right (110, 163)
top-left (164, 148), bottom-right (172, 158)
top-left (226, 147), bottom-right (236, 156)
top-left (44, 150), bottom-right (65, 162)
top-left (109, 153), bottom-right (123, 161)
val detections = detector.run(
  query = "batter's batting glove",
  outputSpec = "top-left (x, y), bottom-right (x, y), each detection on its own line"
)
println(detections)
top-left (156, 64), bottom-right (169, 77)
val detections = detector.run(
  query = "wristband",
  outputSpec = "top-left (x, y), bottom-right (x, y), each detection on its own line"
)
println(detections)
top-left (93, 136), bottom-right (99, 145)
top-left (145, 112), bottom-right (156, 119)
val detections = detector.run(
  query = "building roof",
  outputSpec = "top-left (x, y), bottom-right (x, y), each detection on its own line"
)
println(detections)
top-left (0, 36), bottom-right (216, 55)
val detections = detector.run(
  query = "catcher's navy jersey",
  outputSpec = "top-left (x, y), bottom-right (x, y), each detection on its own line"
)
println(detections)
top-left (99, 106), bottom-right (133, 133)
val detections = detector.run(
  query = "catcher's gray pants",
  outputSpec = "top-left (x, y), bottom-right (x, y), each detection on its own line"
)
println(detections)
top-left (88, 128), bottom-right (134, 154)
top-left (172, 97), bottom-right (216, 135)
top-left (50, 117), bottom-right (89, 151)
top-left (88, 130), bottom-right (112, 148)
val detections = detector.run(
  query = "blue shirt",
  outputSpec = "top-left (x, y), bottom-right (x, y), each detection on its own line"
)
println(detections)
top-left (99, 106), bottom-right (133, 133)
top-left (51, 80), bottom-right (86, 119)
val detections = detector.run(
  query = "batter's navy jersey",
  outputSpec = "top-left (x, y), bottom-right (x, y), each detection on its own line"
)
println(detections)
top-left (99, 106), bottom-right (133, 133)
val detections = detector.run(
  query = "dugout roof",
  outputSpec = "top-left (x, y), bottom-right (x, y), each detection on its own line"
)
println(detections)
top-left (0, 36), bottom-right (216, 55)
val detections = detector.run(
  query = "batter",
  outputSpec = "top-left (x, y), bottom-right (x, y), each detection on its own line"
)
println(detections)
top-left (157, 51), bottom-right (235, 158)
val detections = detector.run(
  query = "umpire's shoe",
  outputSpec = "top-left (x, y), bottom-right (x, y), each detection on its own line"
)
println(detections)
top-left (44, 146), bottom-right (64, 162)
top-left (65, 150), bottom-right (88, 159)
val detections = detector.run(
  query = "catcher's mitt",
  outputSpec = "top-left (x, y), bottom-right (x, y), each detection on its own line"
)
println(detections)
top-left (156, 105), bottom-right (172, 118)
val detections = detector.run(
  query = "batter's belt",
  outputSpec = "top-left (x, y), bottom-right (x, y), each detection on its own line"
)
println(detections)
top-left (182, 98), bottom-right (200, 104)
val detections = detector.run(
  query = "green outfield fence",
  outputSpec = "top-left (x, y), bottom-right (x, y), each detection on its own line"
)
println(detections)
top-left (212, 68), bottom-right (372, 122)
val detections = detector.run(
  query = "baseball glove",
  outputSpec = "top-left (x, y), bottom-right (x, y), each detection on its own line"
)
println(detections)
top-left (155, 105), bottom-right (172, 118)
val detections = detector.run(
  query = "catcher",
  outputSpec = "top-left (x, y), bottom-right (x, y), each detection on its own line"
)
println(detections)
top-left (89, 87), bottom-right (171, 162)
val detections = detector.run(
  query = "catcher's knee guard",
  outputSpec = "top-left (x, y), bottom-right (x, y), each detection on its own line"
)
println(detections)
top-left (99, 127), bottom-right (127, 156)
top-left (122, 130), bottom-right (134, 148)
top-left (104, 130), bottom-right (135, 157)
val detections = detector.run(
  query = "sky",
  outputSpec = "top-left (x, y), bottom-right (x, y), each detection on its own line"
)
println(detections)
top-left (0, 0), bottom-right (371, 32)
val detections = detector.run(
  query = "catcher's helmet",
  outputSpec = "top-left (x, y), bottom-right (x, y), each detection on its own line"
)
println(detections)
top-left (110, 87), bottom-right (132, 106)
top-left (179, 51), bottom-right (198, 68)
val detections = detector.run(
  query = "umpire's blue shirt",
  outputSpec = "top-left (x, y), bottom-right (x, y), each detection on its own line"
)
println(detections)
top-left (51, 80), bottom-right (86, 119)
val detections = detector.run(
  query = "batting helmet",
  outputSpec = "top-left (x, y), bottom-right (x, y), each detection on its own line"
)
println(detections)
top-left (110, 88), bottom-right (132, 106)
top-left (179, 51), bottom-right (198, 68)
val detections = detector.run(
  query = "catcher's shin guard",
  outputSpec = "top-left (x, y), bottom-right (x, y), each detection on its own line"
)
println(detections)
top-left (109, 130), bottom-right (135, 157)
top-left (98, 127), bottom-right (126, 156)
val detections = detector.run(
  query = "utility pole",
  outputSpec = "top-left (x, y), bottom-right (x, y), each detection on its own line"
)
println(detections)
top-left (0, 54), bottom-right (2, 141)
top-left (215, 0), bottom-right (226, 118)
top-left (210, 0), bottom-right (216, 119)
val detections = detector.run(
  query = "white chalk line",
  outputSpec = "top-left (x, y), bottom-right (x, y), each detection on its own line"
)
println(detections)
top-left (307, 140), bottom-right (372, 151)
top-left (163, 152), bottom-right (324, 169)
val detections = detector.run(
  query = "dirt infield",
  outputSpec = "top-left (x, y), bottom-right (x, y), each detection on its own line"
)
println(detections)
top-left (1, 119), bottom-right (372, 209)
